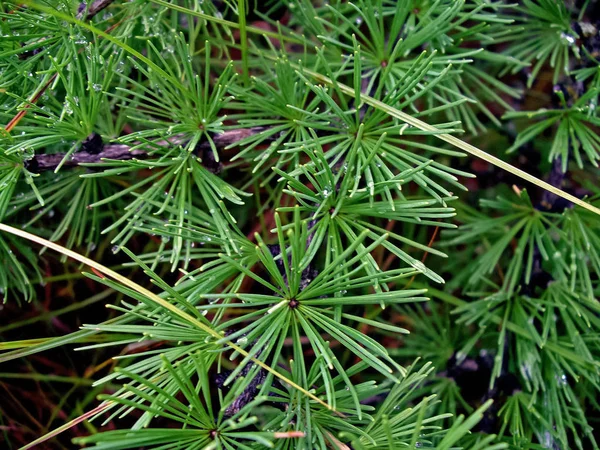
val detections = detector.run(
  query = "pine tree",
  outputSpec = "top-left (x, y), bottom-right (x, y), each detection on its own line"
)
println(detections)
top-left (1, 1), bottom-right (599, 448)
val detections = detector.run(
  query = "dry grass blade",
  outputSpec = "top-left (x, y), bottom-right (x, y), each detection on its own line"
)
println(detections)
top-left (0, 223), bottom-right (338, 414)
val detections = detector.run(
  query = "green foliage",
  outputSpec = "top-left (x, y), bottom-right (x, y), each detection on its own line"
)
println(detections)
top-left (505, 86), bottom-right (600, 170)
top-left (1, 0), bottom-right (599, 449)
top-left (499, 0), bottom-right (582, 86)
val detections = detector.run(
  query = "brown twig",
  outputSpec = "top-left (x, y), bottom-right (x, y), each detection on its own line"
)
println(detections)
top-left (273, 431), bottom-right (306, 439)
top-left (76, 0), bottom-right (116, 21)
top-left (25, 127), bottom-right (269, 173)
top-left (402, 225), bottom-right (440, 290)
top-left (4, 74), bottom-right (58, 133)
top-left (26, 143), bottom-right (145, 172)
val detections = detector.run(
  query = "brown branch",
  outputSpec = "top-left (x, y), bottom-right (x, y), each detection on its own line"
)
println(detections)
top-left (27, 143), bottom-right (142, 172)
top-left (26, 127), bottom-right (269, 173)
top-left (401, 224), bottom-right (440, 290)
top-left (273, 432), bottom-right (305, 439)
top-left (76, 0), bottom-right (116, 20)
top-left (4, 74), bottom-right (57, 133)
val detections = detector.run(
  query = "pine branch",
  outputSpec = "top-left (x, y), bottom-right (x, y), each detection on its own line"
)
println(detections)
top-left (4, 1), bottom-right (600, 448)
top-left (25, 127), bottom-right (269, 173)
top-left (76, 0), bottom-right (116, 20)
